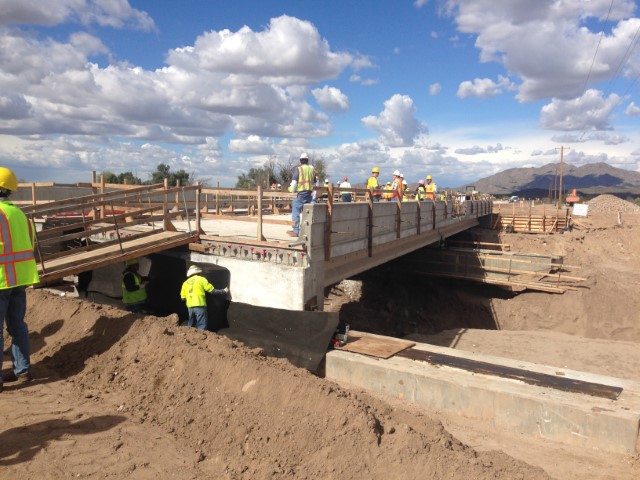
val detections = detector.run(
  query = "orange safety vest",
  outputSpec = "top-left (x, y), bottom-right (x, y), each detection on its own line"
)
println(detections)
top-left (0, 200), bottom-right (39, 289)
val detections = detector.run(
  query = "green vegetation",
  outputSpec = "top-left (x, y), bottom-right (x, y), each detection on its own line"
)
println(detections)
top-left (100, 163), bottom-right (191, 186)
top-left (235, 155), bottom-right (328, 189)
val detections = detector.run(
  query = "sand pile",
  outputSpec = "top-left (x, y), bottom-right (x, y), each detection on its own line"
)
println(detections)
top-left (0, 289), bottom-right (549, 480)
top-left (587, 194), bottom-right (640, 214)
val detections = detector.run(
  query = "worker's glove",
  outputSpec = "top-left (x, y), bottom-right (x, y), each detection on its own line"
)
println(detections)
top-left (224, 286), bottom-right (229, 294)
top-left (288, 186), bottom-right (292, 192)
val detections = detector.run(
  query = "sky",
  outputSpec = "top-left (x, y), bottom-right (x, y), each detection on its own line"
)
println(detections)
top-left (1, 0), bottom-right (640, 189)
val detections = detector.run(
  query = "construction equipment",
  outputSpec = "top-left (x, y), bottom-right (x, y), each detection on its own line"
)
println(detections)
top-left (565, 189), bottom-right (580, 205)
top-left (331, 324), bottom-right (349, 347)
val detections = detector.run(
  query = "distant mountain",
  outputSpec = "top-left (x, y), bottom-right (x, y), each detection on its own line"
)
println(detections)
top-left (474, 162), bottom-right (640, 196)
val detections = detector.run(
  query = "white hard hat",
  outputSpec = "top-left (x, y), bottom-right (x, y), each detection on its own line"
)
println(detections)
top-left (187, 265), bottom-right (202, 277)
top-left (393, 170), bottom-right (401, 176)
top-left (299, 152), bottom-right (309, 160)
top-left (402, 180), bottom-right (408, 185)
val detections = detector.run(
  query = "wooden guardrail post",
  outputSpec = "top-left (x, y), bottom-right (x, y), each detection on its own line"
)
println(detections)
top-left (257, 186), bottom-right (266, 241)
top-left (31, 183), bottom-right (36, 206)
top-left (396, 190), bottom-right (402, 239)
top-left (100, 174), bottom-right (105, 219)
top-left (195, 183), bottom-right (201, 234)
top-left (163, 178), bottom-right (169, 231)
top-left (367, 189), bottom-right (374, 257)
top-left (324, 184), bottom-right (334, 260)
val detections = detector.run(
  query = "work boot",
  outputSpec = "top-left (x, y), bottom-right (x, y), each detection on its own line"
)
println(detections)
top-left (3, 371), bottom-right (32, 383)
top-left (286, 230), bottom-right (298, 237)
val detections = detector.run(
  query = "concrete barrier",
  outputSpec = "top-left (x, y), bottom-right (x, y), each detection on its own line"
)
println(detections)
top-left (324, 338), bottom-right (640, 454)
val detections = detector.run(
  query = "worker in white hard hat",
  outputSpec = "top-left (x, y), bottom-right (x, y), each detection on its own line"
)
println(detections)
top-left (287, 152), bottom-right (316, 237)
top-left (122, 257), bottom-right (149, 313)
top-left (0, 167), bottom-right (39, 390)
top-left (180, 265), bottom-right (229, 330)
top-left (390, 170), bottom-right (403, 200)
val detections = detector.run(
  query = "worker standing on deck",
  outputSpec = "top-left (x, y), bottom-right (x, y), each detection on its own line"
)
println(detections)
top-left (340, 176), bottom-right (352, 202)
top-left (425, 175), bottom-right (437, 200)
top-left (415, 179), bottom-right (426, 201)
top-left (287, 153), bottom-right (315, 237)
top-left (121, 258), bottom-right (148, 313)
top-left (366, 167), bottom-right (382, 202)
top-left (180, 265), bottom-right (228, 330)
top-left (0, 167), bottom-right (39, 391)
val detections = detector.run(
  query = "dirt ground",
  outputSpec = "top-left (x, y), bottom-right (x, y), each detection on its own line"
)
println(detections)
top-left (2, 194), bottom-right (640, 479)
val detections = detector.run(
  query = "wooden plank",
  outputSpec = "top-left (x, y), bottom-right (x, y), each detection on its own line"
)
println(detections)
top-left (37, 231), bottom-right (196, 283)
top-left (337, 330), bottom-right (415, 359)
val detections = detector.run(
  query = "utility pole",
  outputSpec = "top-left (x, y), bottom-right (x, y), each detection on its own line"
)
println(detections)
top-left (555, 146), bottom-right (570, 208)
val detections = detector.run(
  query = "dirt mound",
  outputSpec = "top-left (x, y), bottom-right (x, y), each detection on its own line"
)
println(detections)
top-left (586, 194), bottom-right (640, 214)
top-left (1, 289), bottom-right (549, 480)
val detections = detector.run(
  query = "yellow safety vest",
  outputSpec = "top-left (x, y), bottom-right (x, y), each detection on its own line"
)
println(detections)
top-left (180, 274), bottom-right (214, 308)
top-left (0, 200), bottom-right (39, 289)
top-left (296, 164), bottom-right (315, 192)
top-left (121, 270), bottom-right (147, 305)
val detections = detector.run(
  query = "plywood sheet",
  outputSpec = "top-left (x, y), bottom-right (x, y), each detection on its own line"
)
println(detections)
top-left (337, 330), bottom-right (415, 359)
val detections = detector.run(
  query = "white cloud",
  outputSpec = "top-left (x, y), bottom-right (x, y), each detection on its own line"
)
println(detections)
top-left (457, 75), bottom-right (513, 99)
top-left (0, 0), bottom-right (156, 31)
top-left (625, 102), bottom-right (640, 117)
top-left (428, 82), bottom-right (441, 95)
top-left (540, 89), bottom-right (622, 131)
top-left (312, 85), bottom-right (350, 112)
top-left (228, 135), bottom-right (275, 154)
top-left (444, 0), bottom-right (640, 101)
top-left (361, 94), bottom-right (427, 147)
top-left (455, 143), bottom-right (505, 155)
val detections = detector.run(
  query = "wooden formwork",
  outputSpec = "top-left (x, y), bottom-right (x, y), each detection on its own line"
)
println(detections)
top-left (490, 206), bottom-right (570, 233)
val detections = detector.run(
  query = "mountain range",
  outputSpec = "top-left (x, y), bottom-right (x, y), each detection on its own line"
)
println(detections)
top-left (471, 162), bottom-right (640, 197)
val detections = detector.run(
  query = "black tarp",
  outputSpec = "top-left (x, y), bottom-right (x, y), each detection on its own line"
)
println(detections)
top-left (220, 302), bottom-right (338, 372)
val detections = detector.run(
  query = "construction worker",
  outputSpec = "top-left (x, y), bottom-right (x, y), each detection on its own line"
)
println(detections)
top-left (366, 167), bottom-right (382, 202)
top-left (340, 176), bottom-right (352, 202)
top-left (180, 265), bottom-right (229, 330)
top-left (390, 170), bottom-right (402, 200)
top-left (121, 258), bottom-right (148, 313)
top-left (382, 181), bottom-right (393, 200)
top-left (415, 179), bottom-right (426, 201)
top-left (425, 175), bottom-right (437, 200)
top-left (287, 153), bottom-right (316, 237)
top-left (0, 167), bottom-right (39, 391)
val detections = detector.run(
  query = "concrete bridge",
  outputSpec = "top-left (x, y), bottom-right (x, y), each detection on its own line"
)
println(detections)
top-left (17, 180), bottom-right (491, 311)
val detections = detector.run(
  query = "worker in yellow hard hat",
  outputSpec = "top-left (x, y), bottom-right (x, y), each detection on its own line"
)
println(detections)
top-left (425, 175), bottom-right (437, 200)
top-left (367, 167), bottom-right (382, 202)
top-left (0, 167), bottom-right (39, 389)
top-left (122, 257), bottom-right (149, 313)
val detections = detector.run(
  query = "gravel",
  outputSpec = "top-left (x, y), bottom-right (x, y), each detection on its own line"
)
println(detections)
top-left (586, 194), bottom-right (640, 214)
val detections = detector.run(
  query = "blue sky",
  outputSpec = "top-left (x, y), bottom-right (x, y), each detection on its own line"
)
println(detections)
top-left (1, 0), bottom-right (639, 188)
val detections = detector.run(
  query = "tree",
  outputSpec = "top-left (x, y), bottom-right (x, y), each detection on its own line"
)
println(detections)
top-left (235, 167), bottom-right (271, 189)
top-left (312, 157), bottom-right (328, 184)
top-left (100, 171), bottom-right (142, 184)
top-left (147, 163), bottom-right (190, 186)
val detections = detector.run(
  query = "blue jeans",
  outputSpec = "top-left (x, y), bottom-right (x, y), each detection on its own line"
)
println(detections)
top-left (292, 191), bottom-right (313, 234)
top-left (0, 287), bottom-right (30, 381)
top-left (187, 306), bottom-right (208, 330)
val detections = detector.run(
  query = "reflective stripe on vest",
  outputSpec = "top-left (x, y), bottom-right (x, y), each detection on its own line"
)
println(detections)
top-left (296, 165), bottom-right (315, 192)
top-left (0, 201), bottom-right (39, 289)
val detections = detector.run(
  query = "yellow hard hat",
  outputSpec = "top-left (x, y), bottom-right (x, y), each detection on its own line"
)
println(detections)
top-left (125, 258), bottom-right (139, 266)
top-left (426, 175), bottom-right (432, 180)
top-left (0, 167), bottom-right (18, 192)
top-left (371, 167), bottom-right (380, 173)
